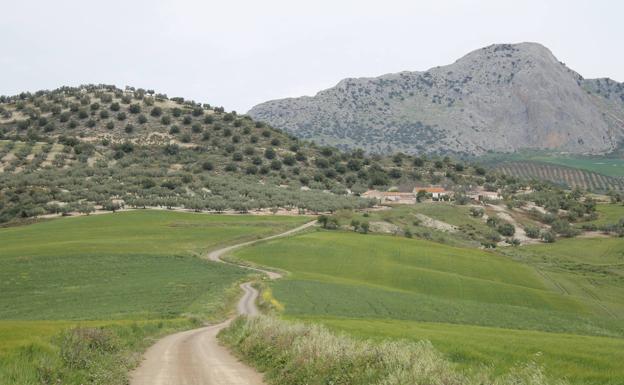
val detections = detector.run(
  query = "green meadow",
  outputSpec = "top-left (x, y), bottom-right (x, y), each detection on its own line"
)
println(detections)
top-left (583, 203), bottom-right (624, 226)
top-left (234, 230), bottom-right (624, 384)
top-left (0, 210), bottom-right (309, 384)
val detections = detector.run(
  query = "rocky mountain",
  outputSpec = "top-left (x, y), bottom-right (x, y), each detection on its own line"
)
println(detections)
top-left (249, 43), bottom-right (624, 156)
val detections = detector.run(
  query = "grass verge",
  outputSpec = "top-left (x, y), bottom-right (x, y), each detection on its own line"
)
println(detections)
top-left (219, 315), bottom-right (566, 385)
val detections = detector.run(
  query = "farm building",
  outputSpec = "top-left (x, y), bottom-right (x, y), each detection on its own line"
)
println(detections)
top-left (413, 186), bottom-right (451, 199)
top-left (467, 188), bottom-right (501, 201)
top-left (362, 190), bottom-right (416, 204)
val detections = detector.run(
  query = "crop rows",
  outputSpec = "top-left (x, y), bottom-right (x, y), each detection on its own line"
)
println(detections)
top-left (0, 141), bottom-right (71, 173)
top-left (495, 161), bottom-right (624, 191)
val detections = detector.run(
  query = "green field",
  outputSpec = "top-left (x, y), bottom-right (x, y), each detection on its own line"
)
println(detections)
top-left (234, 230), bottom-right (624, 384)
top-left (583, 203), bottom-right (624, 226)
top-left (530, 156), bottom-right (624, 178)
top-left (479, 152), bottom-right (624, 178)
top-left (504, 237), bottom-right (624, 318)
top-left (0, 210), bottom-right (309, 384)
top-left (312, 317), bottom-right (624, 384)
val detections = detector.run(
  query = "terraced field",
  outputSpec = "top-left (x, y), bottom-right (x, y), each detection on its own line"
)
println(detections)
top-left (234, 230), bottom-right (624, 384)
top-left (0, 140), bottom-right (72, 173)
top-left (495, 161), bottom-right (624, 191)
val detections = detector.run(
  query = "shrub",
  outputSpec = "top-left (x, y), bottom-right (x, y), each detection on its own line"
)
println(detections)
top-left (125, 124), bottom-right (134, 133)
top-left (283, 155), bottom-right (295, 166)
top-left (151, 106), bottom-right (163, 117)
top-left (137, 114), bottom-right (148, 124)
top-left (110, 102), bottom-right (120, 111)
top-left (541, 230), bottom-right (556, 243)
top-left (497, 223), bottom-right (515, 236)
top-left (264, 148), bottom-right (276, 159)
top-left (161, 115), bottom-right (171, 125)
top-left (117, 112), bottom-right (127, 121)
top-left (246, 165), bottom-right (258, 175)
top-left (164, 144), bottom-right (179, 155)
top-left (183, 116), bottom-right (192, 125)
top-left (60, 327), bottom-right (119, 370)
top-left (129, 104), bottom-right (141, 114)
top-left (202, 161), bottom-right (214, 171)
top-left (524, 226), bottom-right (540, 239)
top-left (550, 219), bottom-right (579, 237)
top-left (470, 207), bottom-right (484, 217)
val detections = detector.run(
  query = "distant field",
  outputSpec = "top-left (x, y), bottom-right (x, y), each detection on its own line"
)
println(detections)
top-left (0, 211), bottom-right (309, 384)
top-left (234, 230), bottom-right (624, 384)
top-left (494, 161), bottom-right (624, 191)
top-left (529, 156), bottom-right (624, 178)
top-left (479, 152), bottom-right (624, 178)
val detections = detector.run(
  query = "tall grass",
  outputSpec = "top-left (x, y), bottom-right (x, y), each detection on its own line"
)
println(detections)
top-left (219, 315), bottom-right (564, 385)
top-left (0, 319), bottom-right (193, 385)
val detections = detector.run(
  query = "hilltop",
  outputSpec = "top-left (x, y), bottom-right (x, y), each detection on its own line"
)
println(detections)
top-left (0, 85), bottom-right (499, 224)
top-left (248, 42), bottom-right (624, 156)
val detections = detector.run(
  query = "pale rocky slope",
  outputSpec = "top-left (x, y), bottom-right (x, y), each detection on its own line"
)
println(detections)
top-left (249, 43), bottom-right (624, 155)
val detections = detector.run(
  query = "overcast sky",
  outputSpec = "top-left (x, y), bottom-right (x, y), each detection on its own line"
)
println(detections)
top-left (1, 0), bottom-right (622, 112)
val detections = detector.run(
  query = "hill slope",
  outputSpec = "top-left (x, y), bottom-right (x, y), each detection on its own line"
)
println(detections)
top-left (0, 85), bottom-right (499, 224)
top-left (249, 42), bottom-right (624, 156)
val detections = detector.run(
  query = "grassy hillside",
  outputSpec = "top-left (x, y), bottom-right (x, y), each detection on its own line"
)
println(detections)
top-left (233, 230), bottom-right (624, 384)
top-left (0, 211), bottom-right (309, 384)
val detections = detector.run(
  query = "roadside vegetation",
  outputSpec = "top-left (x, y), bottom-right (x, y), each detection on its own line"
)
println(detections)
top-left (220, 315), bottom-right (569, 385)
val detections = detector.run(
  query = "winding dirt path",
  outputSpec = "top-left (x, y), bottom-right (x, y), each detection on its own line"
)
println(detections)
top-left (131, 220), bottom-right (316, 385)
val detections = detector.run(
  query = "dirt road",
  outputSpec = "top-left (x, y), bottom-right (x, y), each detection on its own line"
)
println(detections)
top-left (131, 220), bottom-right (316, 385)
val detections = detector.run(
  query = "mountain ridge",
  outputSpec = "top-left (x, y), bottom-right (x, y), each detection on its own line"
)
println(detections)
top-left (249, 42), bottom-right (624, 156)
